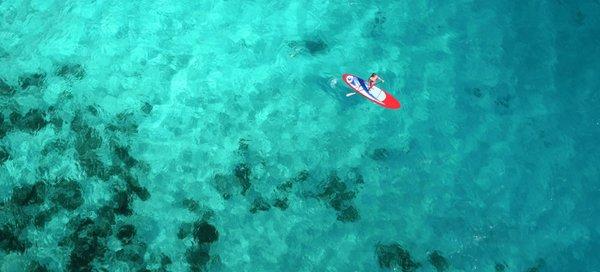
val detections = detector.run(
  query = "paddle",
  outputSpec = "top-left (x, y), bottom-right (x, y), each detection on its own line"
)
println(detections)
top-left (346, 92), bottom-right (356, 97)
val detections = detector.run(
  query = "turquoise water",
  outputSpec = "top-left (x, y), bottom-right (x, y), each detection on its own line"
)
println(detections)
top-left (1, 0), bottom-right (599, 271)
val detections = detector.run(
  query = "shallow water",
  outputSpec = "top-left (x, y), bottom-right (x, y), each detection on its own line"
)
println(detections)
top-left (1, 1), bottom-right (599, 271)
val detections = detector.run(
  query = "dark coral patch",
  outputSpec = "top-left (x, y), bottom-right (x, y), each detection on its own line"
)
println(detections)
top-left (141, 102), bottom-right (153, 114)
top-left (317, 172), bottom-right (361, 222)
top-left (0, 145), bottom-right (9, 164)
top-left (371, 148), bottom-right (389, 161)
top-left (122, 173), bottom-right (150, 201)
top-left (276, 180), bottom-right (293, 193)
top-left (27, 261), bottom-right (49, 272)
top-left (113, 145), bottom-right (138, 168)
top-left (68, 236), bottom-right (106, 271)
top-left (249, 196), bottom-right (271, 213)
top-left (113, 190), bottom-right (133, 216)
top-left (212, 174), bottom-right (234, 200)
top-left (273, 198), bottom-right (289, 210)
top-left (19, 73), bottom-right (45, 89)
top-left (295, 169), bottom-right (310, 182)
top-left (495, 95), bottom-right (511, 108)
top-left (525, 259), bottom-right (546, 272)
top-left (375, 243), bottom-right (421, 272)
top-left (56, 63), bottom-right (86, 80)
top-left (318, 173), bottom-right (347, 199)
top-left (0, 224), bottom-right (28, 253)
top-left (116, 224), bottom-right (136, 244)
top-left (186, 245), bottom-right (211, 272)
top-left (0, 78), bottom-right (15, 96)
top-left (234, 163), bottom-right (251, 195)
top-left (106, 112), bottom-right (138, 134)
top-left (178, 223), bottom-right (193, 239)
top-left (50, 179), bottom-right (83, 211)
top-left (329, 191), bottom-right (355, 211)
top-left (337, 205), bottom-right (360, 222)
top-left (34, 207), bottom-right (59, 228)
top-left (192, 221), bottom-right (219, 244)
top-left (428, 250), bottom-right (449, 271)
top-left (11, 181), bottom-right (46, 206)
top-left (10, 109), bottom-right (48, 132)
top-left (304, 39), bottom-right (328, 55)
top-left (495, 262), bottom-right (507, 272)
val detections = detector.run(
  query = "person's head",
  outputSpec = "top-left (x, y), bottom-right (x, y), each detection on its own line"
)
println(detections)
top-left (371, 73), bottom-right (377, 77)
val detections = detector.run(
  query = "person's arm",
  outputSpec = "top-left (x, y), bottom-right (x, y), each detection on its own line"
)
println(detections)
top-left (378, 76), bottom-right (384, 83)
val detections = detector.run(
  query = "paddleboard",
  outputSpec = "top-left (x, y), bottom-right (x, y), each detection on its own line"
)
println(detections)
top-left (342, 74), bottom-right (401, 109)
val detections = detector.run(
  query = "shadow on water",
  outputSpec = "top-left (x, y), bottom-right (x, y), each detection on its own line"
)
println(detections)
top-left (305, 74), bottom-right (362, 110)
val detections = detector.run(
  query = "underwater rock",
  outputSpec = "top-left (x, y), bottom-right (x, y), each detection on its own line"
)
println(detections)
top-left (161, 254), bottom-right (172, 267)
top-left (428, 250), bottom-right (449, 271)
top-left (106, 112), bottom-right (138, 134)
top-left (371, 148), bottom-right (389, 161)
top-left (186, 245), bottom-right (211, 272)
top-left (122, 173), bottom-right (150, 201)
top-left (182, 198), bottom-right (200, 212)
top-left (68, 236), bottom-right (106, 271)
top-left (23, 109), bottom-right (48, 131)
top-left (249, 196), bottom-right (271, 213)
top-left (317, 172), bottom-right (361, 222)
top-left (70, 113), bottom-right (86, 134)
top-left (192, 221), bottom-right (219, 244)
top-left (318, 173), bottom-right (347, 199)
top-left (495, 262), bottom-right (507, 271)
top-left (329, 191), bottom-right (355, 211)
top-left (115, 242), bottom-right (147, 264)
top-left (141, 102), bottom-right (153, 114)
top-left (375, 243), bottom-right (421, 272)
top-left (0, 116), bottom-right (8, 139)
top-left (234, 163), bottom-right (251, 195)
top-left (304, 39), bottom-right (328, 54)
top-left (113, 145), bottom-right (138, 168)
top-left (19, 73), bottom-right (45, 89)
top-left (295, 169), bottom-right (310, 182)
top-left (0, 224), bottom-right (27, 253)
top-left (26, 261), bottom-right (49, 272)
top-left (64, 216), bottom-right (114, 271)
top-left (273, 198), bottom-right (289, 210)
top-left (97, 205), bottom-right (116, 225)
top-left (525, 259), bottom-right (546, 272)
top-left (212, 174), bottom-right (234, 200)
top-left (0, 146), bottom-right (9, 164)
top-left (276, 180), bottom-right (293, 193)
top-left (11, 181), bottom-right (46, 207)
top-left (41, 139), bottom-right (68, 156)
top-left (113, 190), bottom-right (133, 216)
top-left (495, 95), bottom-right (511, 108)
top-left (178, 222), bottom-right (193, 239)
top-left (77, 151), bottom-right (109, 180)
top-left (237, 138), bottom-right (249, 156)
top-left (337, 205), bottom-right (360, 222)
top-left (75, 126), bottom-right (102, 154)
top-left (11, 109), bottom-right (48, 132)
top-left (116, 224), bottom-right (136, 244)
top-left (34, 207), bottom-right (59, 228)
top-left (50, 179), bottom-right (83, 211)
top-left (369, 10), bottom-right (387, 37)
top-left (469, 87), bottom-right (483, 98)
top-left (374, 10), bottom-right (386, 25)
top-left (56, 63), bottom-right (86, 79)
top-left (0, 78), bottom-right (15, 96)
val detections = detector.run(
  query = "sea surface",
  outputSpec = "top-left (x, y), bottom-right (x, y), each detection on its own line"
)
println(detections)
top-left (1, 1), bottom-right (599, 271)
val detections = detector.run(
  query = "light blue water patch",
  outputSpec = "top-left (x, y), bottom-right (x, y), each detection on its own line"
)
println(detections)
top-left (0, 0), bottom-right (599, 271)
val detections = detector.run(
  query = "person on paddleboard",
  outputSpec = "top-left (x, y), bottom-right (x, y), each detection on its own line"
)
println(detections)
top-left (368, 73), bottom-right (384, 90)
